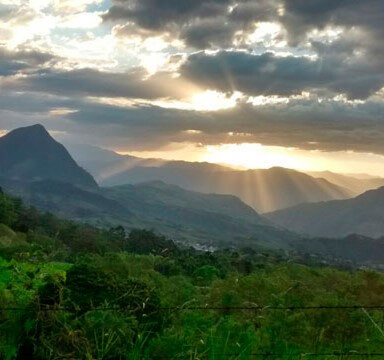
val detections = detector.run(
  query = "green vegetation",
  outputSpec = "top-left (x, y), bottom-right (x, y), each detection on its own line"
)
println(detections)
top-left (1, 190), bottom-right (384, 359)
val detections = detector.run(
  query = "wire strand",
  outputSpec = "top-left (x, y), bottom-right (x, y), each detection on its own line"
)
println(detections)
top-left (3, 305), bottom-right (384, 311)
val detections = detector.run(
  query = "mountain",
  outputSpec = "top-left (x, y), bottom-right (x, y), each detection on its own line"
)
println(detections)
top-left (0, 125), bottom-right (97, 188)
top-left (66, 145), bottom-right (352, 213)
top-left (267, 186), bottom-right (384, 238)
top-left (308, 171), bottom-right (384, 196)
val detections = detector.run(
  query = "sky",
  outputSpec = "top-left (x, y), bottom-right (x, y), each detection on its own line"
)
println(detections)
top-left (1, 0), bottom-right (384, 175)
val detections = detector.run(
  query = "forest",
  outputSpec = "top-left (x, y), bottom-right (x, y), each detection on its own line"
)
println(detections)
top-left (1, 189), bottom-right (384, 359)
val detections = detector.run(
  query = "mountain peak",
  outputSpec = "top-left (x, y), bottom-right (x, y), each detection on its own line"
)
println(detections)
top-left (21, 123), bottom-right (47, 132)
top-left (0, 125), bottom-right (97, 188)
top-left (9, 124), bottom-right (50, 137)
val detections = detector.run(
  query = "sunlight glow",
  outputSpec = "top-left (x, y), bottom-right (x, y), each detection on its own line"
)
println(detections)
top-left (246, 22), bottom-right (284, 46)
top-left (49, 108), bottom-right (78, 116)
top-left (151, 90), bottom-right (242, 111)
top-left (200, 143), bottom-right (384, 177)
top-left (115, 141), bottom-right (384, 177)
top-left (203, 143), bottom-right (310, 170)
top-left (140, 52), bottom-right (169, 74)
top-left (190, 90), bottom-right (241, 111)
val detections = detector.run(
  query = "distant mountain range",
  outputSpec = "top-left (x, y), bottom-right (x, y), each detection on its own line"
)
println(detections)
top-left (267, 186), bottom-right (384, 238)
top-left (3, 124), bottom-right (384, 264)
top-left (308, 171), bottom-right (384, 196)
top-left (66, 144), bottom-right (352, 213)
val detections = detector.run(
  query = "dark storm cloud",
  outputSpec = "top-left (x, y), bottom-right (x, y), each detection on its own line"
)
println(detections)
top-left (103, 0), bottom-right (384, 105)
top-left (281, 0), bottom-right (384, 43)
top-left (104, 0), bottom-right (279, 49)
top-left (180, 20), bottom-right (237, 49)
top-left (104, 0), bottom-right (384, 60)
top-left (181, 51), bottom-right (384, 99)
top-left (103, 0), bottom-right (231, 30)
top-left (279, 0), bottom-right (384, 82)
top-left (0, 46), bottom-right (55, 76)
top-left (0, 91), bottom-right (83, 114)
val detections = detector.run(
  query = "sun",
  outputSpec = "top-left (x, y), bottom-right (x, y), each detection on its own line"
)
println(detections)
top-left (190, 90), bottom-right (240, 111)
top-left (203, 143), bottom-right (311, 170)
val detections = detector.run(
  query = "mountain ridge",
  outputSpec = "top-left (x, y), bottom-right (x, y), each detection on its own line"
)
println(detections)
top-left (308, 170), bottom-right (384, 196)
top-left (65, 143), bottom-right (352, 213)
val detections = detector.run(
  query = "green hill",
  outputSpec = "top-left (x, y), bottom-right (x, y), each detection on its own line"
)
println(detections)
top-left (0, 177), bottom-right (298, 249)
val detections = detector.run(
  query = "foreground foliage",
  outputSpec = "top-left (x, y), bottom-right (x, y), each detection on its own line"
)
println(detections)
top-left (1, 190), bottom-right (384, 359)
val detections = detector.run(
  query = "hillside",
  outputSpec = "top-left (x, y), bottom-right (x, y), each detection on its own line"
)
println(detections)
top-left (103, 181), bottom-right (300, 249)
top-left (0, 176), bottom-right (298, 249)
top-left (0, 177), bottom-right (133, 226)
top-left (0, 125), bottom-right (97, 188)
top-left (267, 186), bottom-right (384, 238)
top-left (297, 234), bottom-right (384, 264)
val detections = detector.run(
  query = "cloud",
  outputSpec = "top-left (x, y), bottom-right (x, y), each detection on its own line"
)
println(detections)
top-left (180, 19), bottom-right (237, 49)
top-left (281, 0), bottom-right (384, 43)
top-left (103, 0), bottom-right (384, 71)
top-left (104, 0), bottom-right (279, 49)
top-left (9, 67), bottom-right (199, 100)
top-left (58, 12), bottom-right (102, 29)
top-left (279, 0), bottom-right (384, 81)
top-left (103, 0), bottom-right (231, 29)
top-left (180, 50), bottom-right (384, 99)
top-left (0, 46), bottom-right (55, 76)
top-left (53, 0), bottom-right (103, 14)
top-left (57, 97), bottom-right (384, 155)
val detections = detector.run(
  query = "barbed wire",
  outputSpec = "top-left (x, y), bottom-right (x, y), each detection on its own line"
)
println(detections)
top-left (2, 305), bottom-right (384, 312)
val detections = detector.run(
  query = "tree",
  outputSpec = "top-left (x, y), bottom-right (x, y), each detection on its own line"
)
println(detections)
top-left (126, 229), bottom-right (179, 256)
top-left (0, 193), bottom-right (17, 226)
